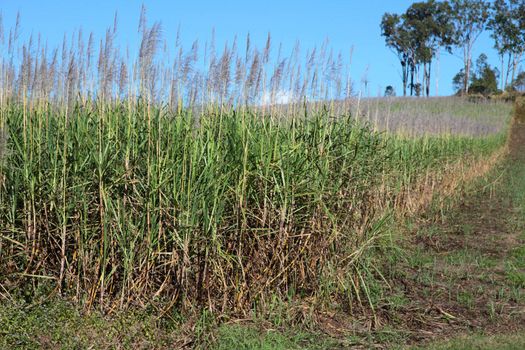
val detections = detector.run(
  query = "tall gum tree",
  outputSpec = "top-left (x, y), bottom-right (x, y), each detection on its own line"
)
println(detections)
top-left (381, 13), bottom-right (412, 97)
top-left (450, 0), bottom-right (490, 94)
top-left (381, 1), bottom-right (453, 97)
top-left (404, 0), bottom-right (454, 97)
top-left (488, 0), bottom-right (525, 90)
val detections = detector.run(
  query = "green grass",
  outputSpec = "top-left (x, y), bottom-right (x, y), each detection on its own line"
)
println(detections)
top-left (499, 149), bottom-right (525, 290)
top-left (213, 326), bottom-right (303, 350)
top-left (0, 298), bottom-right (176, 349)
top-left (0, 296), bottom-right (351, 349)
top-left (415, 334), bottom-right (525, 350)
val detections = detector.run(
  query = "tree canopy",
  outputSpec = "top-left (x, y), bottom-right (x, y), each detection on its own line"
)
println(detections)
top-left (488, 0), bottom-right (525, 90)
top-left (381, 1), bottom-right (455, 97)
top-left (380, 0), bottom-right (525, 97)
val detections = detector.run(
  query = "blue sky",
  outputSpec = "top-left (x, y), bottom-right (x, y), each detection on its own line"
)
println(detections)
top-left (1, 0), bottom-right (500, 96)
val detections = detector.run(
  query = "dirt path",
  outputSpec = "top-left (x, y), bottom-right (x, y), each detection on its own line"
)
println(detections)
top-left (387, 119), bottom-right (525, 346)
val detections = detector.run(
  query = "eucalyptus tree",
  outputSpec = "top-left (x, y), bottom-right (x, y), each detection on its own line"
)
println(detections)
top-left (403, 0), bottom-right (454, 96)
top-left (488, 0), bottom-right (525, 90)
top-left (381, 13), bottom-right (413, 96)
top-left (381, 1), bottom-right (453, 97)
top-left (449, 0), bottom-right (490, 94)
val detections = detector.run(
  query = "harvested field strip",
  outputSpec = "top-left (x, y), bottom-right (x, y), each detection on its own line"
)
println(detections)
top-left (394, 110), bottom-right (525, 348)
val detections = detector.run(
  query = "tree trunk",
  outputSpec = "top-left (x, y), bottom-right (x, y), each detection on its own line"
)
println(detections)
top-left (401, 59), bottom-right (407, 97)
top-left (410, 56), bottom-right (415, 96)
top-left (464, 45), bottom-right (470, 95)
top-left (512, 51), bottom-right (523, 86)
top-left (426, 60), bottom-right (432, 97)
top-left (435, 49), bottom-right (440, 97)
top-left (410, 68), bottom-right (414, 96)
top-left (505, 52), bottom-right (512, 89)
top-left (499, 55), bottom-right (507, 91)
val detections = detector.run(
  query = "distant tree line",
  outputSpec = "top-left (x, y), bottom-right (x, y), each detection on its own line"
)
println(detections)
top-left (381, 0), bottom-right (525, 97)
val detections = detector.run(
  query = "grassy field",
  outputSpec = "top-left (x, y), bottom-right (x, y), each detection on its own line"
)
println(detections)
top-left (354, 97), bottom-right (511, 136)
